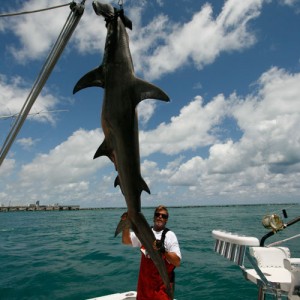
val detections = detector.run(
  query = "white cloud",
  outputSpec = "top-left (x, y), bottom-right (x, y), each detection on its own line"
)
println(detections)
top-left (2, 0), bottom-right (264, 81)
top-left (0, 128), bottom-right (114, 205)
top-left (164, 67), bottom-right (300, 200)
top-left (2, 1), bottom-right (300, 207)
top-left (0, 158), bottom-right (15, 178)
top-left (19, 128), bottom-right (106, 186)
top-left (1, 0), bottom-right (104, 62)
top-left (6, 0), bottom-right (71, 62)
top-left (16, 137), bottom-right (40, 150)
top-left (2, 67), bottom-right (300, 206)
top-left (140, 94), bottom-right (229, 156)
top-left (137, 100), bottom-right (157, 125)
top-left (135, 0), bottom-right (263, 79)
top-left (279, 0), bottom-right (300, 9)
top-left (0, 74), bottom-right (59, 124)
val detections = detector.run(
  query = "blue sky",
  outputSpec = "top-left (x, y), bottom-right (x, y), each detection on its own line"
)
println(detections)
top-left (1, 0), bottom-right (300, 208)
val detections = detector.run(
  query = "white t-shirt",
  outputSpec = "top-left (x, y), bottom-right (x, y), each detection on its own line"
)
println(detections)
top-left (130, 228), bottom-right (182, 260)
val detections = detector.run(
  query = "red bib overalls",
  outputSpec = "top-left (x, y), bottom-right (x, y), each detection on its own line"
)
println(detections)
top-left (136, 246), bottom-right (175, 300)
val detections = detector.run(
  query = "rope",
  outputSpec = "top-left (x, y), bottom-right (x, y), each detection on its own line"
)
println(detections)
top-left (0, 2), bottom-right (73, 18)
top-left (267, 233), bottom-right (300, 247)
top-left (118, 0), bottom-right (124, 8)
top-left (0, 2), bottom-right (85, 166)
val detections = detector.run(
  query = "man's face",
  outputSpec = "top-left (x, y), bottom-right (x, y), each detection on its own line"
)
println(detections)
top-left (153, 209), bottom-right (168, 230)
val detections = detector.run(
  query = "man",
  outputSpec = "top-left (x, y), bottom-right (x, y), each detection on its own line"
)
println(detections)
top-left (121, 205), bottom-right (181, 300)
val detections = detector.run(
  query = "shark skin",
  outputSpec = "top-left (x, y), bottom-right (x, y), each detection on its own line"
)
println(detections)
top-left (73, 1), bottom-right (172, 297)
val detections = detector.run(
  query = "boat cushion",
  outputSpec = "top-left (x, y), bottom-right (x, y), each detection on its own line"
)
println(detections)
top-left (250, 246), bottom-right (290, 268)
top-left (244, 247), bottom-right (292, 292)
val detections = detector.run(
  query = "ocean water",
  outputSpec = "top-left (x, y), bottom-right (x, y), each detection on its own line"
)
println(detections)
top-left (1, 204), bottom-right (299, 300)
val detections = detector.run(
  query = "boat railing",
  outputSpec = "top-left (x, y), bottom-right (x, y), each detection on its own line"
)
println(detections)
top-left (212, 229), bottom-right (300, 300)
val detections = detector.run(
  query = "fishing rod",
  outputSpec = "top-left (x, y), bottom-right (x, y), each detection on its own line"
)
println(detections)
top-left (260, 208), bottom-right (300, 246)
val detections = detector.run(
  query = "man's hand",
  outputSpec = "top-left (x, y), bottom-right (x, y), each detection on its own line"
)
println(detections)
top-left (153, 239), bottom-right (166, 253)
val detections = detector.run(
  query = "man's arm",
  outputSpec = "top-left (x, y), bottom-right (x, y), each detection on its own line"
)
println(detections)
top-left (122, 228), bottom-right (132, 245)
top-left (153, 239), bottom-right (181, 267)
top-left (165, 251), bottom-right (181, 267)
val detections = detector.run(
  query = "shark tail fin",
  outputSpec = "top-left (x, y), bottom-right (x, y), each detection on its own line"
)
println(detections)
top-left (73, 65), bottom-right (105, 94)
top-left (134, 78), bottom-right (170, 107)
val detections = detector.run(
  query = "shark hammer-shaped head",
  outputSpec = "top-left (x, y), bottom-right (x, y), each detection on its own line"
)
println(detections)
top-left (92, 1), bottom-right (114, 18)
top-left (92, 1), bottom-right (132, 30)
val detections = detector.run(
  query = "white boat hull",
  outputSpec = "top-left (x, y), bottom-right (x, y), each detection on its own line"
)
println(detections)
top-left (87, 291), bottom-right (137, 300)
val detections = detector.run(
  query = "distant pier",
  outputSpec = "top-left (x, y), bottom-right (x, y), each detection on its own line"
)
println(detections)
top-left (0, 203), bottom-right (80, 212)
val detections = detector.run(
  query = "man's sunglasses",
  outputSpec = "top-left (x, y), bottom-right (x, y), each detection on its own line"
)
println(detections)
top-left (154, 212), bottom-right (168, 220)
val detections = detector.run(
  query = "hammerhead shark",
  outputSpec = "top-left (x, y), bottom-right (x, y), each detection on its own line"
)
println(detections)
top-left (73, 1), bottom-right (172, 297)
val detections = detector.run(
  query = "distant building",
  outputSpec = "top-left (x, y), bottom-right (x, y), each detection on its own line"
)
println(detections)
top-left (0, 203), bottom-right (80, 212)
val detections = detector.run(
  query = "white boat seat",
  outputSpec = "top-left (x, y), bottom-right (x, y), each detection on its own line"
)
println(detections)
top-left (213, 229), bottom-right (300, 299)
top-left (284, 258), bottom-right (300, 299)
top-left (250, 246), bottom-right (290, 268)
top-left (244, 247), bottom-right (292, 292)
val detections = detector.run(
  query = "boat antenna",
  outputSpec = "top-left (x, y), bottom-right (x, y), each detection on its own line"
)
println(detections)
top-left (0, 2), bottom-right (85, 167)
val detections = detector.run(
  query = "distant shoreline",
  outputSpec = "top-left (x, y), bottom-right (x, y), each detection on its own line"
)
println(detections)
top-left (1, 202), bottom-right (298, 212)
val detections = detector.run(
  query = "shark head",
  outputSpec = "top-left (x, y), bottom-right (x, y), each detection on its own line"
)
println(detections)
top-left (92, 1), bottom-right (132, 30)
top-left (92, 1), bottom-right (114, 19)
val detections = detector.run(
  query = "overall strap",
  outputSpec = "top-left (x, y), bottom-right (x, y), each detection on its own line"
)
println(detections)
top-left (151, 226), bottom-right (170, 242)
top-left (161, 227), bottom-right (169, 244)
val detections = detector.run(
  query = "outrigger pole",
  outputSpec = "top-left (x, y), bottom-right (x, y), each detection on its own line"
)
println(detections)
top-left (0, 1), bottom-right (85, 167)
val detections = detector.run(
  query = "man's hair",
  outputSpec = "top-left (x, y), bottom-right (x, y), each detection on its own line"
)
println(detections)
top-left (154, 205), bottom-right (169, 216)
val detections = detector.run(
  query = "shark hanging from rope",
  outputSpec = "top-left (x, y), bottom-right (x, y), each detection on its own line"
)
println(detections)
top-left (73, 1), bottom-right (172, 297)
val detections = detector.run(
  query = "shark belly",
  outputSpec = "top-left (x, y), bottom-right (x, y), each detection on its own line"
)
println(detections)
top-left (102, 81), bottom-right (144, 209)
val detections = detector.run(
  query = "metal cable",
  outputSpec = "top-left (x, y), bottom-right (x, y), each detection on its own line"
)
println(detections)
top-left (0, 2), bottom-right (85, 166)
top-left (0, 2), bottom-right (73, 18)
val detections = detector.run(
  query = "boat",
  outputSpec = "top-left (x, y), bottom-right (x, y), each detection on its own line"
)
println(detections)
top-left (87, 291), bottom-right (137, 300)
top-left (212, 211), bottom-right (300, 300)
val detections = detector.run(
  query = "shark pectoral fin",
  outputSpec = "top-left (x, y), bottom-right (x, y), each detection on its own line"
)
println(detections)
top-left (93, 139), bottom-right (111, 160)
top-left (134, 78), bottom-right (170, 105)
top-left (141, 177), bottom-right (151, 194)
top-left (73, 65), bottom-right (105, 94)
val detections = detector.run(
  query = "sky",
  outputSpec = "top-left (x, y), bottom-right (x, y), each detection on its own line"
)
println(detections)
top-left (1, 0), bottom-right (300, 208)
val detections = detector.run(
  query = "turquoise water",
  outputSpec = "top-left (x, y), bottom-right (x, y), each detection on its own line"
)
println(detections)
top-left (1, 205), bottom-right (299, 300)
